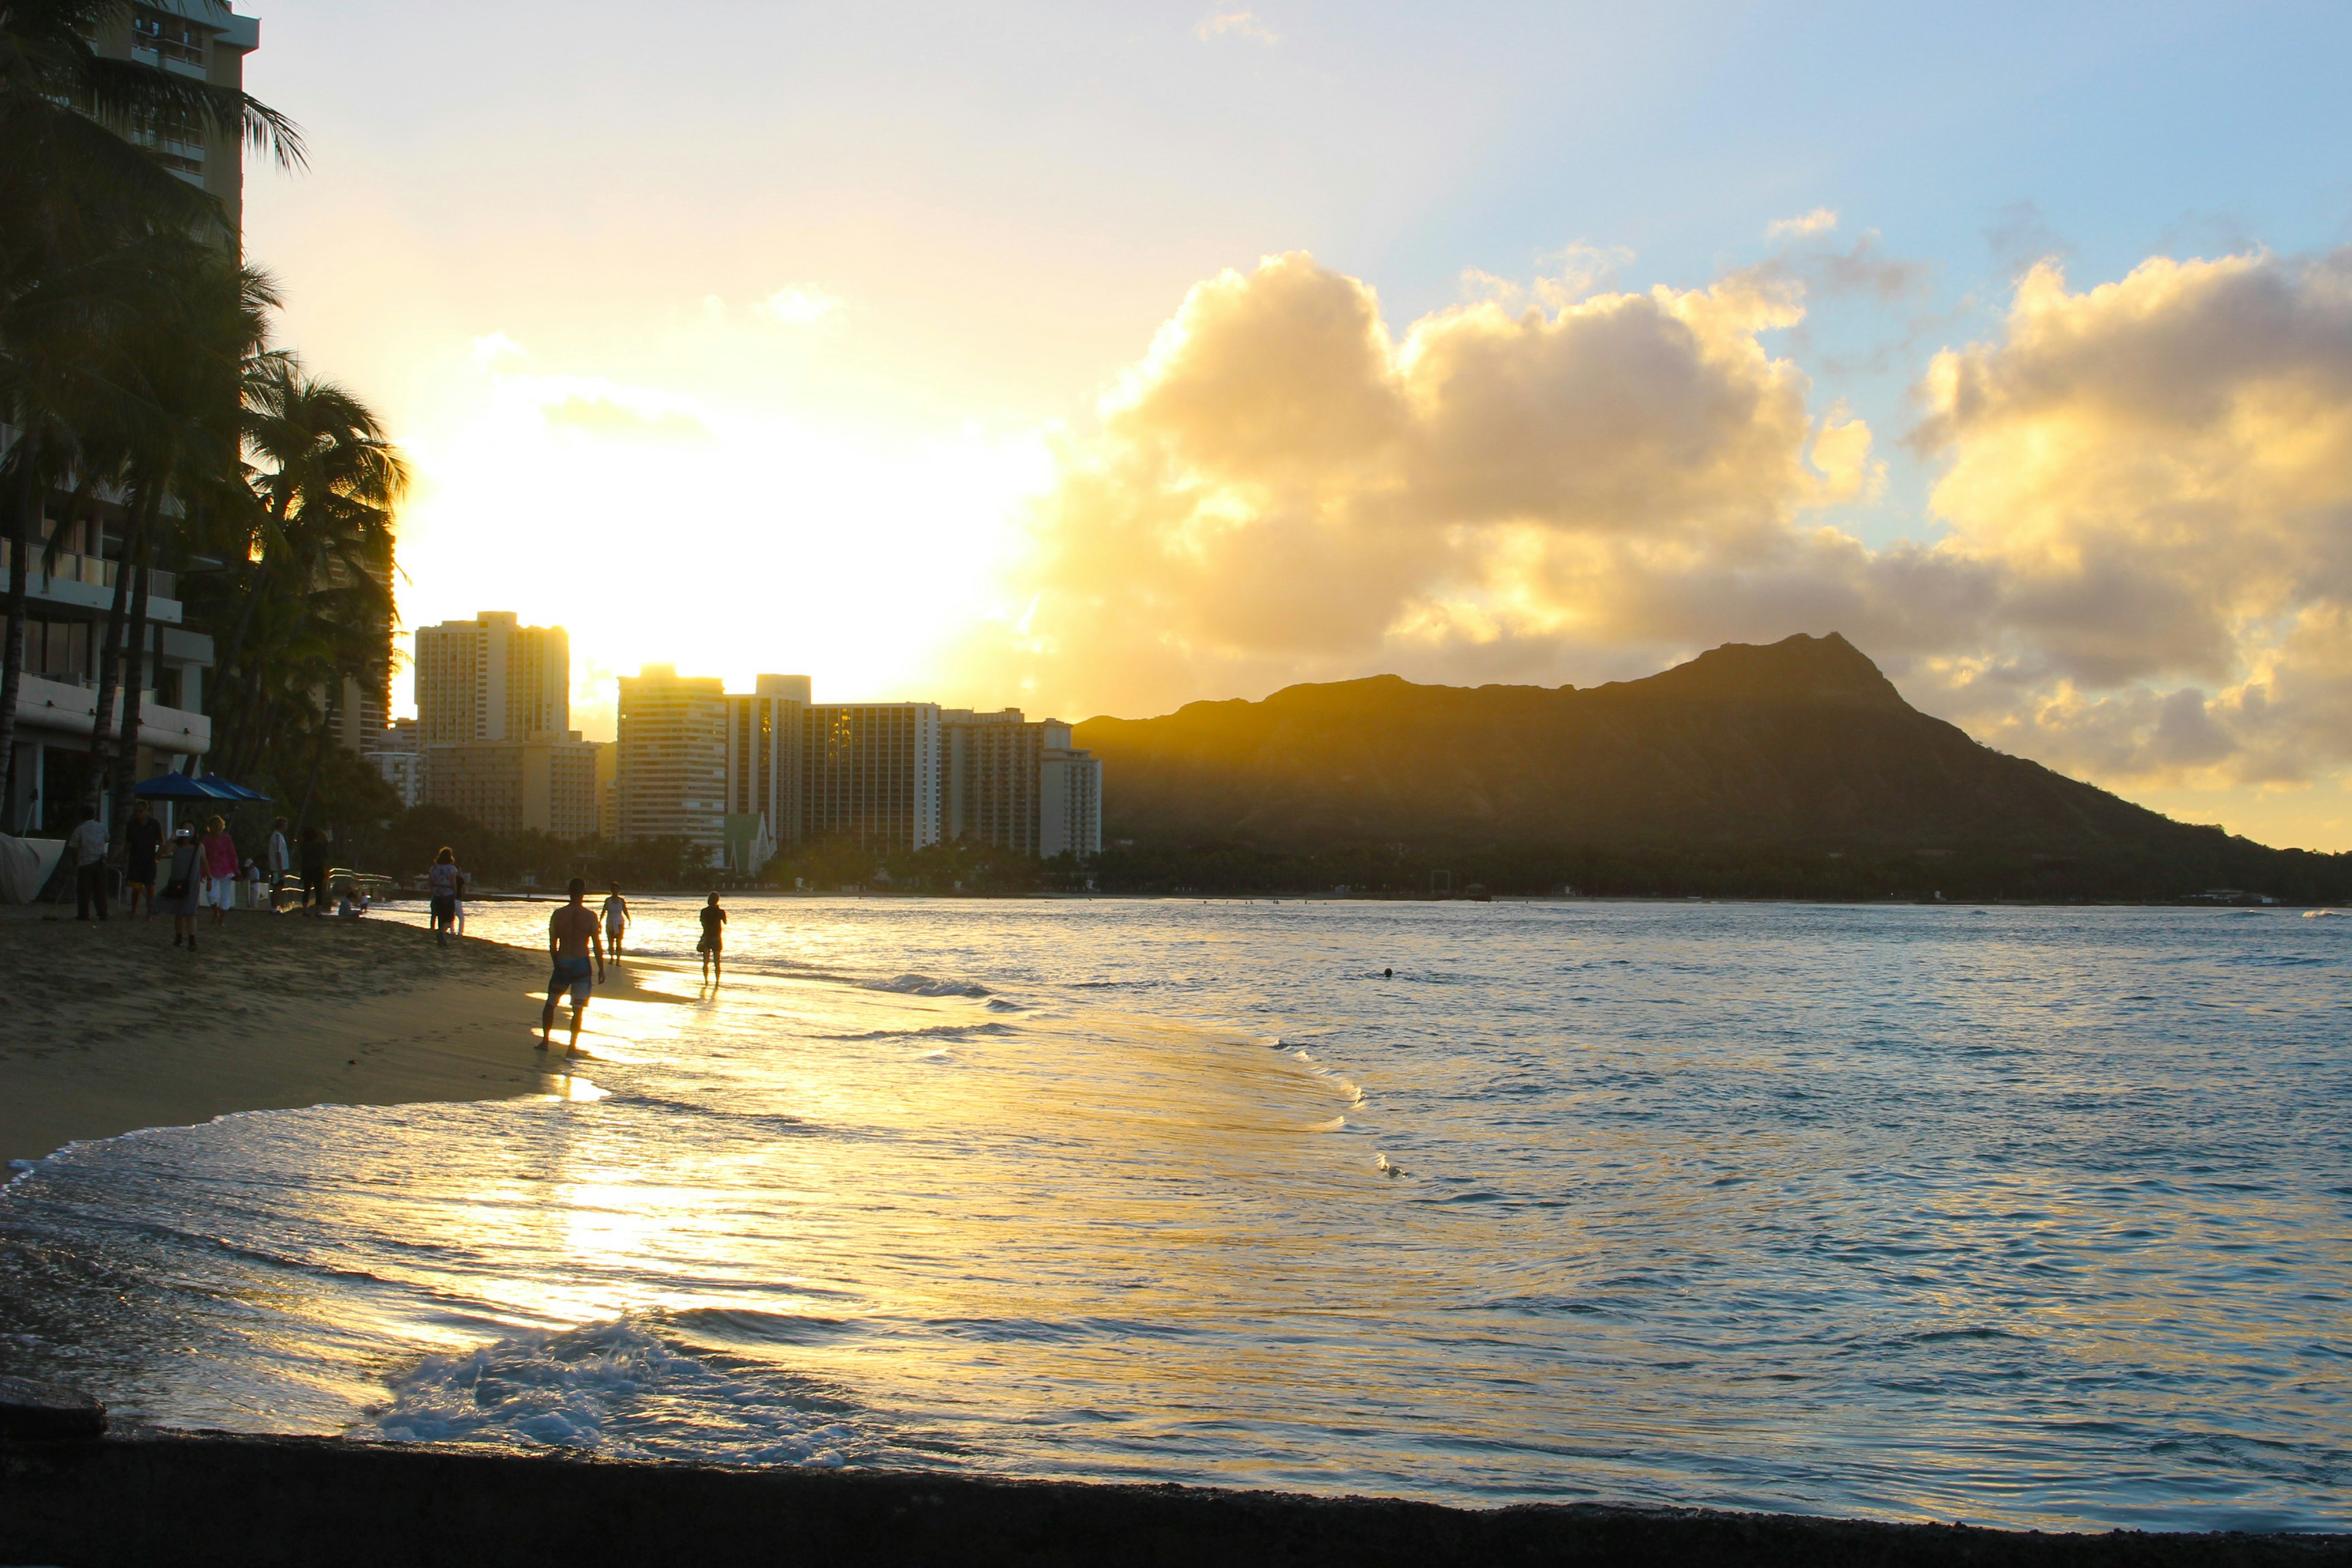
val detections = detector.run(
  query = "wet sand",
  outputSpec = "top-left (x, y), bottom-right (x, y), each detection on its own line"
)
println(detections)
top-left (1, 1429), bottom-right (2345, 1568)
top-left (0, 907), bottom-right (674, 1165)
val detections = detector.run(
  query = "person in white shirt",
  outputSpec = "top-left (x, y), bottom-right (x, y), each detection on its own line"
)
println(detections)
top-left (68, 809), bottom-right (110, 922)
top-left (265, 816), bottom-right (290, 913)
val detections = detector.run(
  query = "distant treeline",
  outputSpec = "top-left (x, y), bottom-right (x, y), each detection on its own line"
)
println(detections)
top-left (1077, 837), bottom-right (2352, 903)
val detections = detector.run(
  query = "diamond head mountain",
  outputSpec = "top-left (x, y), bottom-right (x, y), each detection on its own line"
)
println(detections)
top-left (1069, 634), bottom-right (2351, 901)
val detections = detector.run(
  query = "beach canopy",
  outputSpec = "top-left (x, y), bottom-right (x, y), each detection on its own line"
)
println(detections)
top-left (200, 774), bottom-right (272, 802)
top-left (134, 773), bottom-right (268, 802)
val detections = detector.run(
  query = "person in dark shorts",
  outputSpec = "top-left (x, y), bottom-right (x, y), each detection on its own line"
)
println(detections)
top-left (123, 799), bottom-right (163, 918)
top-left (541, 876), bottom-right (607, 1054)
top-left (299, 827), bottom-right (330, 916)
top-left (428, 846), bottom-right (463, 946)
top-left (698, 891), bottom-right (728, 982)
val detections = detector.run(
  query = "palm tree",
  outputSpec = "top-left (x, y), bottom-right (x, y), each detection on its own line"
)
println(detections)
top-left (0, 0), bottom-right (300, 821)
top-left (207, 356), bottom-right (408, 780)
top-left (82, 248), bottom-right (274, 825)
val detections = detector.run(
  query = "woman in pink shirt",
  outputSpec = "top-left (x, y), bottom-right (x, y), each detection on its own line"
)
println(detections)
top-left (201, 815), bottom-right (240, 926)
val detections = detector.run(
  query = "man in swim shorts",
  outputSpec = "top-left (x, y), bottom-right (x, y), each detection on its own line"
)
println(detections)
top-left (542, 876), bottom-right (608, 1054)
top-left (601, 882), bottom-right (630, 960)
top-left (697, 890), bottom-right (727, 982)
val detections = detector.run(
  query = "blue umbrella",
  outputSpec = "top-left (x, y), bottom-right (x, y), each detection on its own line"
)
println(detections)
top-left (198, 774), bottom-right (273, 802)
top-left (134, 774), bottom-right (241, 800)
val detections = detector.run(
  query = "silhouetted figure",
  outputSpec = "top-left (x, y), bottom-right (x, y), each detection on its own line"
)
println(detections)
top-left (698, 891), bottom-right (728, 982)
top-left (68, 808), bottom-right (109, 921)
top-left (162, 826), bottom-right (203, 949)
top-left (123, 801), bottom-right (162, 918)
top-left (601, 882), bottom-right (630, 960)
top-left (428, 847), bottom-right (462, 946)
top-left (541, 876), bottom-right (606, 1054)
top-left (299, 827), bottom-right (330, 916)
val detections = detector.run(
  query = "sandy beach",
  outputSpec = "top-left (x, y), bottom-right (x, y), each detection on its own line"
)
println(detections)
top-left (0, 907), bottom-right (671, 1166)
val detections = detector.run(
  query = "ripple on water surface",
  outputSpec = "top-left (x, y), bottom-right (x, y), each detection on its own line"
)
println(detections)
top-left (1, 899), bottom-right (2347, 1531)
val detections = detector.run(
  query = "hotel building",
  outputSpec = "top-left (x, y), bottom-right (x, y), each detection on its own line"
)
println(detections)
top-left (803, 703), bottom-right (943, 857)
top-left (613, 665), bottom-right (729, 849)
top-left (1, 2), bottom-right (263, 836)
top-left (413, 612), bottom-right (570, 745)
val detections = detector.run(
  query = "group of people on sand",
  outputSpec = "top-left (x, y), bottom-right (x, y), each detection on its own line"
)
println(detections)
top-left (64, 803), bottom-right (349, 946)
top-left (534, 880), bottom-right (728, 1054)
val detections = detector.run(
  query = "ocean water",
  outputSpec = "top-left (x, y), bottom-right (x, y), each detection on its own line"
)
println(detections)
top-left (1, 899), bottom-right (2346, 1531)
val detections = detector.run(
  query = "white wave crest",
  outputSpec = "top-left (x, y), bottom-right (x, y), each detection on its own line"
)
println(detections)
top-left (363, 1316), bottom-right (855, 1467)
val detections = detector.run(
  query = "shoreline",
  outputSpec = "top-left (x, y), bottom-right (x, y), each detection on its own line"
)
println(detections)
top-left (0, 908), bottom-right (677, 1166)
top-left (0, 1430), bottom-right (2343, 1566)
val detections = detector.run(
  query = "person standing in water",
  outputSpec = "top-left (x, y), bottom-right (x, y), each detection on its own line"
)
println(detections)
top-left (541, 876), bottom-right (606, 1053)
top-left (697, 891), bottom-right (727, 982)
top-left (600, 882), bottom-right (630, 960)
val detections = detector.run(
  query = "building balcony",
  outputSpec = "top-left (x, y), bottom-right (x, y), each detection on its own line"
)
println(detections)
top-left (0, 545), bottom-right (182, 625)
top-left (9, 674), bottom-right (211, 756)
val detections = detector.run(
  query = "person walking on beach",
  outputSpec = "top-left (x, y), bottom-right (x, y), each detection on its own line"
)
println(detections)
top-left (541, 876), bottom-right (606, 1054)
top-left (428, 846), bottom-right (462, 946)
top-left (298, 826), bottom-right (330, 916)
top-left (601, 883), bottom-right (630, 960)
top-left (697, 891), bottom-right (727, 982)
top-left (200, 815), bottom-right (238, 928)
top-left (68, 808), bottom-right (110, 922)
top-left (123, 799), bottom-right (162, 919)
top-left (266, 816), bottom-right (291, 912)
top-left (161, 824), bottom-right (205, 949)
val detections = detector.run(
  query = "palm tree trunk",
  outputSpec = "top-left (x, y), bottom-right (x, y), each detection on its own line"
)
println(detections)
top-left (293, 695), bottom-right (332, 834)
top-left (82, 489), bottom-right (151, 822)
top-left (0, 461), bottom-right (39, 834)
top-left (108, 529), bottom-right (156, 833)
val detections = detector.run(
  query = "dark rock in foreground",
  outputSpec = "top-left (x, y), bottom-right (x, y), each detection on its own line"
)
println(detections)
top-left (2, 1430), bottom-right (2345, 1567)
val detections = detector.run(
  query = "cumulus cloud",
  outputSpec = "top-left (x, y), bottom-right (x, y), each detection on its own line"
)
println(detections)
top-left (1916, 249), bottom-right (2352, 788)
top-left (541, 391), bottom-right (712, 443)
top-left (964, 251), bottom-right (1885, 712)
top-left (962, 243), bottom-right (2352, 840)
top-left (1196, 9), bottom-right (1280, 43)
top-left (753, 285), bottom-right (846, 327)
top-left (1766, 208), bottom-right (1839, 240)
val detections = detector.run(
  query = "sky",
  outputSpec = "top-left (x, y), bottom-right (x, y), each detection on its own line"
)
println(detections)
top-left (238, 1), bottom-right (2352, 848)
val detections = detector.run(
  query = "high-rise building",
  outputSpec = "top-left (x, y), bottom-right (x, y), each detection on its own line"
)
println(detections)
top-left (99, 2), bottom-right (263, 238)
top-left (2, 4), bottom-right (260, 834)
top-left (414, 612), bottom-right (569, 746)
top-left (804, 703), bottom-right (942, 854)
top-left (1039, 722), bottom-right (1104, 861)
top-left (614, 664), bottom-right (729, 854)
top-left (939, 709), bottom-right (1101, 859)
top-left (723, 675), bottom-right (807, 872)
top-left (425, 732), bottom-right (600, 839)
top-left (366, 717), bottom-right (422, 809)
top-left (939, 708), bottom-right (1042, 854)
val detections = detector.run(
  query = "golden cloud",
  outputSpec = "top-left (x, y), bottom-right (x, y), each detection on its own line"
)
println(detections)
top-left (967, 246), bottom-right (2352, 834)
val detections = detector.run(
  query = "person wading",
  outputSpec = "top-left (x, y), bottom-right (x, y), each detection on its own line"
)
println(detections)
top-left (697, 891), bottom-right (728, 983)
top-left (601, 882), bottom-right (630, 961)
top-left (541, 876), bottom-right (607, 1054)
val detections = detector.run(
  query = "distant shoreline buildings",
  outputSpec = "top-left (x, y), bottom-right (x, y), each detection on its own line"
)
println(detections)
top-left (375, 612), bottom-right (1100, 871)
